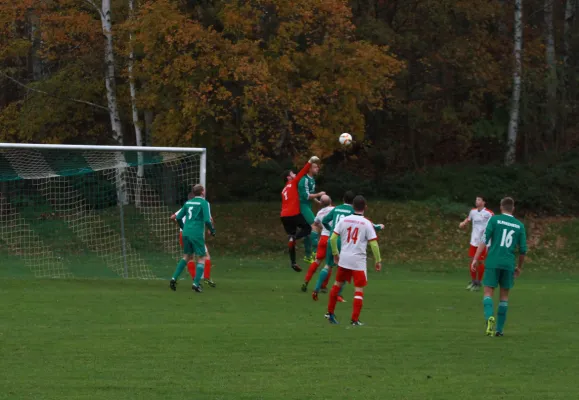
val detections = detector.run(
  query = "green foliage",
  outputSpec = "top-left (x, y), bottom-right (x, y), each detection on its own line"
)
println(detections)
top-left (208, 153), bottom-right (579, 216)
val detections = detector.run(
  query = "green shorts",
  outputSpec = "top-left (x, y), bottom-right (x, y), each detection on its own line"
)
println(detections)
top-left (182, 235), bottom-right (206, 257)
top-left (483, 268), bottom-right (515, 289)
top-left (325, 239), bottom-right (341, 267)
top-left (300, 203), bottom-right (315, 225)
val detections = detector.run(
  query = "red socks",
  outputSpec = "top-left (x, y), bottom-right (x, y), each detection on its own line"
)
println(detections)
top-left (187, 260), bottom-right (212, 280)
top-left (305, 261), bottom-right (319, 282)
top-left (352, 291), bottom-right (364, 322)
top-left (328, 284), bottom-right (340, 314)
top-left (204, 258), bottom-right (212, 279)
top-left (186, 261), bottom-right (195, 278)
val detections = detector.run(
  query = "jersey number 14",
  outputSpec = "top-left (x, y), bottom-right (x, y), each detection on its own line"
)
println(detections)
top-left (500, 229), bottom-right (514, 247)
top-left (346, 227), bottom-right (359, 244)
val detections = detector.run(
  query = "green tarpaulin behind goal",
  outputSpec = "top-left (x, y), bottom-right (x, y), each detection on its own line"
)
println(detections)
top-left (0, 144), bottom-right (206, 279)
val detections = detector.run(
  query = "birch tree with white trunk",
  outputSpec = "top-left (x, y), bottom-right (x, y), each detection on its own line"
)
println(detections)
top-left (506, 0), bottom-right (523, 165)
top-left (128, 0), bottom-right (145, 206)
top-left (83, 0), bottom-right (127, 203)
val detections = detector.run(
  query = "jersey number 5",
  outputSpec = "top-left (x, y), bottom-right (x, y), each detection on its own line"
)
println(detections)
top-left (500, 229), bottom-right (514, 247)
top-left (346, 227), bottom-right (359, 244)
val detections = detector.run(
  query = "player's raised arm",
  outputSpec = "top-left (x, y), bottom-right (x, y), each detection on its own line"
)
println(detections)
top-left (294, 156), bottom-right (319, 183)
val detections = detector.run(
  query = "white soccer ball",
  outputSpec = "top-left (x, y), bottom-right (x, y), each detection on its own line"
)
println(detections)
top-left (339, 133), bottom-right (353, 146)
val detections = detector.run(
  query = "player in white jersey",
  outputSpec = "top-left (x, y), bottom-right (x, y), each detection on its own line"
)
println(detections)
top-left (459, 196), bottom-right (493, 291)
top-left (325, 196), bottom-right (382, 326)
top-left (301, 195), bottom-right (334, 292)
top-left (173, 196), bottom-right (216, 288)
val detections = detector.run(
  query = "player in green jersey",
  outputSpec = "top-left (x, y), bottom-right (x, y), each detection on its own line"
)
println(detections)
top-left (472, 197), bottom-right (527, 336)
top-left (311, 191), bottom-right (384, 301)
top-left (298, 162), bottom-right (325, 263)
top-left (169, 184), bottom-right (216, 293)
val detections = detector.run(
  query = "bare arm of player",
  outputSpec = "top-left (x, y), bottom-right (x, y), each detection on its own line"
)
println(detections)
top-left (312, 221), bottom-right (322, 233)
top-left (309, 192), bottom-right (326, 200)
top-left (471, 242), bottom-right (486, 272)
top-left (515, 255), bottom-right (525, 278)
top-left (459, 217), bottom-right (470, 229)
top-left (516, 227), bottom-right (528, 278)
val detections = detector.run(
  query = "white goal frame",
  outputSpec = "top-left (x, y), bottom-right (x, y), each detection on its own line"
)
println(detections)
top-left (0, 143), bottom-right (207, 188)
top-left (0, 143), bottom-right (207, 279)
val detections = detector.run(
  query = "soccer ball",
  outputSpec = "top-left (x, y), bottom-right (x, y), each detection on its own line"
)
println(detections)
top-left (339, 133), bottom-right (353, 146)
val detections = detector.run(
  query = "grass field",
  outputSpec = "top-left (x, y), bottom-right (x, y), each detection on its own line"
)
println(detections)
top-left (2, 201), bottom-right (579, 399)
top-left (2, 259), bottom-right (579, 400)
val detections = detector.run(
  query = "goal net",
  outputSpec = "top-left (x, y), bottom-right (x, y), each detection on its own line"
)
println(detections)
top-left (0, 144), bottom-right (205, 279)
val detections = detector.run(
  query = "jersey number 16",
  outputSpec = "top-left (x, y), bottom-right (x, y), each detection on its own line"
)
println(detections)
top-left (500, 229), bottom-right (514, 248)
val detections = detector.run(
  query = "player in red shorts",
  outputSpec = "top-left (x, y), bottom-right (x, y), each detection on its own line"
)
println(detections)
top-left (459, 196), bottom-right (493, 291)
top-left (301, 194), bottom-right (333, 292)
top-left (325, 195), bottom-right (382, 325)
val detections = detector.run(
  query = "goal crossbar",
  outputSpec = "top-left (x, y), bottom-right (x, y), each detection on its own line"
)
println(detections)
top-left (0, 143), bottom-right (207, 188)
top-left (0, 143), bottom-right (205, 153)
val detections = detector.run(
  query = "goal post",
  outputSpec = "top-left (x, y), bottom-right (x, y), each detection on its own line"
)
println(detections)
top-left (0, 143), bottom-right (206, 279)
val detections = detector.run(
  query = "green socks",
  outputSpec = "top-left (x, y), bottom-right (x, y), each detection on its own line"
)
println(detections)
top-left (314, 267), bottom-right (345, 295)
top-left (304, 235), bottom-right (312, 256)
top-left (497, 301), bottom-right (508, 333)
top-left (314, 267), bottom-right (329, 292)
top-left (483, 296), bottom-right (494, 320)
top-left (311, 231), bottom-right (319, 255)
top-left (172, 259), bottom-right (187, 280)
top-left (193, 262), bottom-right (204, 286)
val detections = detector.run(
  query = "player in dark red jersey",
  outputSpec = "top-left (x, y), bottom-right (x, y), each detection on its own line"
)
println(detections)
top-left (281, 156), bottom-right (322, 272)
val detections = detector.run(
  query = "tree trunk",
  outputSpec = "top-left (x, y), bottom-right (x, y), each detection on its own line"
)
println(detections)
top-left (128, 0), bottom-right (144, 207)
top-left (505, 0), bottom-right (523, 165)
top-left (562, 0), bottom-right (577, 149)
top-left (564, 0), bottom-right (577, 68)
top-left (91, 0), bottom-right (126, 203)
top-left (544, 0), bottom-right (557, 150)
top-left (28, 12), bottom-right (42, 80)
top-left (99, 0), bottom-right (123, 144)
top-left (144, 110), bottom-right (154, 146)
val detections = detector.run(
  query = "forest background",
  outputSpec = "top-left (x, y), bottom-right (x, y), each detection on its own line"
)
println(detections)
top-left (1, 0), bottom-right (578, 214)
